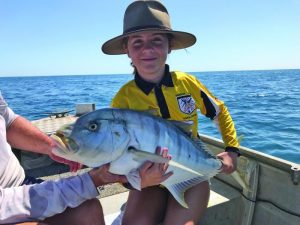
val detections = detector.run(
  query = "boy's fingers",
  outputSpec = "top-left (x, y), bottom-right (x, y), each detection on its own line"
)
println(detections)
top-left (162, 147), bottom-right (168, 157)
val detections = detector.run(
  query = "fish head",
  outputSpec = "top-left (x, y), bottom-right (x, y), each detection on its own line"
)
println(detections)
top-left (51, 109), bottom-right (130, 167)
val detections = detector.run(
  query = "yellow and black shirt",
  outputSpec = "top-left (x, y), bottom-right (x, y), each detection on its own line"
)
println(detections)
top-left (111, 65), bottom-right (239, 149)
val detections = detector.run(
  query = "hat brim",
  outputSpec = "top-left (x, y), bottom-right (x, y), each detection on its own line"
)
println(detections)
top-left (101, 28), bottom-right (196, 55)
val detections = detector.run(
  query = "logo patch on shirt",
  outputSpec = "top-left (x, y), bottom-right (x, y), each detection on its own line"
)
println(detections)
top-left (177, 95), bottom-right (196, 114)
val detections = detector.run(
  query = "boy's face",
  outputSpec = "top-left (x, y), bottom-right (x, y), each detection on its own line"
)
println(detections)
top-left (125, 32), bottom-right (170, 83)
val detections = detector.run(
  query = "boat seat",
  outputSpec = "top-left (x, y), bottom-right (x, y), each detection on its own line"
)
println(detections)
top-left (100, 178), bottom-right (242, 225)
top-left (41, 167), bottom-right (242, 225)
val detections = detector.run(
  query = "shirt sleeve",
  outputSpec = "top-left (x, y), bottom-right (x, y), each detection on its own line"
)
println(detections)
top-left (0, 172), bottom-right (99, 224)
top-left (0, 92), bottom-right (19, 127)
top-left (189, 76), bottom-right (239, 148)
top-left (215, 104), bottom-right (239, 148)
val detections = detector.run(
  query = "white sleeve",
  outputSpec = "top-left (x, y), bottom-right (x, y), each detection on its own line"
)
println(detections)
top-left (0, 91), bottom-right (18, 127)
top-left (0, 172), bottom-right (99, 224)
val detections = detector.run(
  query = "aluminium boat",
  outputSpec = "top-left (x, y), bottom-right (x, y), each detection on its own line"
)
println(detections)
top-left (16, 104), bottom-right (300, 225)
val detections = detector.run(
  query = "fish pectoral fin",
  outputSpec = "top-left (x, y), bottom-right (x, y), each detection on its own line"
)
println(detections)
top-left (165, 176), bottom-right (209, 209)
top-left (126, 168), bottom-right (142, 191)
top-left (168, 160), bottom-right (203, 176)
top-left (128, 147), bottom-right (169, 164)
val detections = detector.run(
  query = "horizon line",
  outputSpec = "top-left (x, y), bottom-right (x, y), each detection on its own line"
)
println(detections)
top-left (0, 67), bottom-right (299, 78)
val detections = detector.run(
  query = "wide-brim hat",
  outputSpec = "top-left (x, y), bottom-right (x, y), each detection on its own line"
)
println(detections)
top-left (101, 0), bottom-right (196, 55)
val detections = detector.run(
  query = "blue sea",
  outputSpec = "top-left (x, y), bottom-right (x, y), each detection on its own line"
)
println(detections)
top-left (1, 69), bottom-right (299, 164)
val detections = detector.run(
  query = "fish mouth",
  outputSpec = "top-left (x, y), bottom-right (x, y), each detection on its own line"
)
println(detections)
top-left (51, 131), bottom-right (79, 155)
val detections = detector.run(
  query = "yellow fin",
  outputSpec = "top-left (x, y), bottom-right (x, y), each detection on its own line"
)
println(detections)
top-left (237, 134), bottom-right (245, 144)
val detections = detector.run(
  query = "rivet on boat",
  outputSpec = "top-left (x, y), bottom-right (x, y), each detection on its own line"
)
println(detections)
top-left (291, 166), bottom-right (299, 185)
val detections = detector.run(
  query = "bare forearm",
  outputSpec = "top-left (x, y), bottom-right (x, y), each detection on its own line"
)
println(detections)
top-left (6, 116), bottom-right (53, 155)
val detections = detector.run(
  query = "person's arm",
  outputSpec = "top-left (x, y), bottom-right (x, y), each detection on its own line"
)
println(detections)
top-left (6, 116), bottom-right (82, 171)
top-left (0, 172), bottom-right (97, 224)
top-left (214, 103), bottom-right (240, 174)
top-left (0, 159), bottom-right (169, 224)
top-left (0, 164), bottom-right (128, 224)
top-left (6, 116), bottom-right (53, 155)
top-left (191, 76), bottom-right (240, 174)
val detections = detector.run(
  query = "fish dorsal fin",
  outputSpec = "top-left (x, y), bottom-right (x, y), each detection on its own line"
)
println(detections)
top-left (142, 109), bottom-right (160, 117)
top-left (165, 176), bottom-right (210, 208)
top-left (169, 120), bottom-right (194, 136)
top-left (191, 136), bottom-right (217, 158)
top-left (142, 109), bottom-right (193, 136)
top-left (128, 146), bottom-right (169, 164)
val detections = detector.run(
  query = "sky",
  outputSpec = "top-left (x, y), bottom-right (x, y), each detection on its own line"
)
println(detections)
top-left (1, 0), bottom-right (300, 77)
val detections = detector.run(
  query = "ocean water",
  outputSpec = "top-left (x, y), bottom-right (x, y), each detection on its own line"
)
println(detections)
top-left (1, 69), bottom-right (299, 164)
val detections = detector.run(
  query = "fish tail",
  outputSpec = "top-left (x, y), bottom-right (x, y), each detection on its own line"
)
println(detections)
top-left (231, 171), bottom-right (251, 192)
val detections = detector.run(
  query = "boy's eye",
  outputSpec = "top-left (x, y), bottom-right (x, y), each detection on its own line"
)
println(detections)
top-left (132, 41), bottom-right (142, 47)
top-left (129, 35), bottom-right (166, 49)
top-left (152, 39), bottom-right (163, 45)
top-left (132, 39), bottom-right (163, 47)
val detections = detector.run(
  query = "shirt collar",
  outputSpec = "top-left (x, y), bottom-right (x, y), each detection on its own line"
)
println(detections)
top-left (134, 65), bottom-right (174, 95)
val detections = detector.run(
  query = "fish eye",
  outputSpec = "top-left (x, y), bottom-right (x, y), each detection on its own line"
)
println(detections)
top-left (88, 122), bottom-right (98, 131)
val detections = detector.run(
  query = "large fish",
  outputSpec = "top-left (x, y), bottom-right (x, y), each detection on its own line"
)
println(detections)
top-left (51, 108), bottom-right (222, 208)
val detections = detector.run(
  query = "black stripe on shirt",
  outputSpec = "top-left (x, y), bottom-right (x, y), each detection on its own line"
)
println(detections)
top-left (155, 85), bottom-right (170, 119)
top-left (200, 90), bottom-right (216, 120)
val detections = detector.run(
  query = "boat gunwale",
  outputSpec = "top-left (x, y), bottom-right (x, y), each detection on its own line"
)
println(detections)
top-left (199, 133), bottom-right (300, 172)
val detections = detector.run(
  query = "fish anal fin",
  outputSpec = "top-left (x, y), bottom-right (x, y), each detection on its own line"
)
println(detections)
top-left (165, 176), bottom-right (209, 208)
top-left (126, 169), bottom-right (142, 191)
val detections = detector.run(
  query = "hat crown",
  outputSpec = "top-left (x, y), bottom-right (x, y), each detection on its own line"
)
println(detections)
top-left (123, 0), bottom-right (172, 34)
top-left (101, 0), bottom-right (196, 55)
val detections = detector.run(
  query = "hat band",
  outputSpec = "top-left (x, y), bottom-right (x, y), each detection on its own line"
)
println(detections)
top-left (124, 25), bottom-right (172, 34)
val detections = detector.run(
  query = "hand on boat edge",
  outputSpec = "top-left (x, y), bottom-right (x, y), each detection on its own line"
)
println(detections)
top-left (217, 151), bottom-right (238, 174)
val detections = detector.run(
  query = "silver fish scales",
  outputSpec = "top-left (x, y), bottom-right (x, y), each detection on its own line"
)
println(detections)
top-left (52, 108), bottom-right (222, 208)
